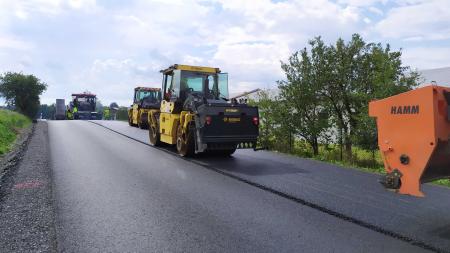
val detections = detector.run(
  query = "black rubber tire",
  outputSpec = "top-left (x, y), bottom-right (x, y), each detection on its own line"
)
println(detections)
top-left (176, 124), bottom-right (194, 157)
top-left (137, 113), bottom-right (143, 129)
top-left (222, 148), bottom-right (236, 156)
top-left (128, 114), bottom-right (133, 126)
top-left (138, 117), bottom-right (148, 129)
top-left (149, 124), bottom-right (160, 146)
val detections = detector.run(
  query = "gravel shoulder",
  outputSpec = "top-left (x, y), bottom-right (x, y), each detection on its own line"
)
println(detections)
top-left (0, 121), bottom-right (57, 252)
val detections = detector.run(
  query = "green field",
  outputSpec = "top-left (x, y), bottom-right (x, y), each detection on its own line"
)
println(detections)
top-left (0, 109), bottom-right (31, 154)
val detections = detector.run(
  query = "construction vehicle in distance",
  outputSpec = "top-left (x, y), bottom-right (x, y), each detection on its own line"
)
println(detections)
top-left (128, 87), bottom-right (161, 129)
top-left (70, 92), bottom-right (99, 120)
top-left (369, 84), bottom-right (450, 197)
top-left (55, 99), bottom-right (66, 120)
top-left (147, 64), bottom-right (259, 157)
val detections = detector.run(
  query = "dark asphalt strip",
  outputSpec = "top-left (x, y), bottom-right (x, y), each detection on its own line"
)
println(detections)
top-left (88, 121), bottom-right (441, 253)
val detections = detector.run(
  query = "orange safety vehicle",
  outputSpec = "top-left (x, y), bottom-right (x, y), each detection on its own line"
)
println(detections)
top-left (369, 85), bottom-right (450, 197)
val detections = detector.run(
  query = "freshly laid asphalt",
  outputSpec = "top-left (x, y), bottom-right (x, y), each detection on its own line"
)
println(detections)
top-left (48, 120), bottom-right (430, 252)
top-left (92, 120), bottom-right (450, 252)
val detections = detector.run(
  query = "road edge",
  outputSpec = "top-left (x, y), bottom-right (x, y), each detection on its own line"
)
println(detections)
top-left (0, 121), bottom-right (57, 252)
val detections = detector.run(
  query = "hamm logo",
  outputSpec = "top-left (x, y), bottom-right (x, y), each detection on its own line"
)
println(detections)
top-left (391, 105), bottom-right (419, 114)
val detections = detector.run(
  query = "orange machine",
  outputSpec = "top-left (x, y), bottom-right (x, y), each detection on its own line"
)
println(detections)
top-left (369, 85), bottom-right (450, 197)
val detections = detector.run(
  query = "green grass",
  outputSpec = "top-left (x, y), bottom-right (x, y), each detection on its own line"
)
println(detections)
top-left (272, 139), bottom-right (450, 188)
top-left (287, 141), bottom-right (385, 171)
top-left (0, 109), bottom-right (31, 155)
top-left (434, 179), bottom-right (450, 187)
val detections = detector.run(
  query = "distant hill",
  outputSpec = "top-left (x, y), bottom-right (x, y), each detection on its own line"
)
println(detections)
top-left (419, 67), bottom-right (450, 86)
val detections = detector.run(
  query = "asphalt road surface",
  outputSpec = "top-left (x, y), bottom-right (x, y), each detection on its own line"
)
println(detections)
top-left (93, 120), bottom-right (450, 252)
top-left (48, 120), bottom-right (438, 252)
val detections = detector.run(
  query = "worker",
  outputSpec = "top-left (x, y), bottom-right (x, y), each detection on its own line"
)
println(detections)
top-left (103, 107), bottom-right (110, 120)
top-left (66, 107), bottom-right (73, 120)
top-left (73, 106), bottom-right (78, 119)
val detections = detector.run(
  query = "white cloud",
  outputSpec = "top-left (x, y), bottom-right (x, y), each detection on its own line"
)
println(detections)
top-left (212, 41), bottom-right (289, 93)
top-left (68, 0), bottom-right (96, 10)
top-left (402, 47), bottom-right (450, 69)
top-left (0, 0), bottom-right (99, 21)
top-left (57, 58), bottom-right (161, 106)
top-left (216, 0), bottom-right (362, 25)
top-left (0, 0), bottom-right (449, 105)
top-left (183, 55), bottom-right (204, 65)
top-left (368, 6), bottom-right (383, 15)
top-left (0, 35), bottom-right (34, 50)
top-left (337, 0), bottom-right (388, 7)
top-left (375, 0), bottom-right (450, 41)
top-left (15, 9), bottom-right (29, 19)
top-left (203, 0), bottom-right (369, 92)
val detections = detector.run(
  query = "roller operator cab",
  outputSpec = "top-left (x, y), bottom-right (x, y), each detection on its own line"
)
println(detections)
top-left (147, 64), bottom-right (259, 156)
top-left (128, 87), bottom-right (161, 129)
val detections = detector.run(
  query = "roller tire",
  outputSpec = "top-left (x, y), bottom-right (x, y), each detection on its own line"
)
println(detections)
top-left (149, 124), bottom-right (161, 146)
top-left (222, 148), bottom-right (236, 156)
top-left (139, 117), bottom-right (149, 129)
top-left (176, 124), bottom-right (194, 157)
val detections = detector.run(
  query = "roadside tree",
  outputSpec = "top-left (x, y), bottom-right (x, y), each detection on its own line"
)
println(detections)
top-left (279, 49), bottom-right (330, 155)
top-left (295, 35), bottom-right (419, 160)
top-left (0, 72), bottom-right (47, 118)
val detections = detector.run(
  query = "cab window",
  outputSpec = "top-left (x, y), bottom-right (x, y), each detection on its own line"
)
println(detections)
top-left (134, 91), bottom-right (139, 103)
top-left (163, 74), bottom-right (173, 101)
top-left (218, 73), bottom-right (229, 99)
top-left (171, 70), bottom-right (181, 101)
top-left (180, 71), bottom-right (204, 92)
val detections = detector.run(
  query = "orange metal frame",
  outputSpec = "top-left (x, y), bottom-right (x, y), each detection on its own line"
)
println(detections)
top-left (369, 85), bottom-right (450, 197)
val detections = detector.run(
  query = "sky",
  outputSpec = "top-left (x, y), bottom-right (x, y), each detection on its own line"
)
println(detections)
top-left (0, 0), bottom-right (450, 106)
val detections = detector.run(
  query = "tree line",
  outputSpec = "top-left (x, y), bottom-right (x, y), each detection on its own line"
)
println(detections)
top-left (252, 34), bottom-right (420, 161)
top-left (0, 71), bottom-right (124, 120)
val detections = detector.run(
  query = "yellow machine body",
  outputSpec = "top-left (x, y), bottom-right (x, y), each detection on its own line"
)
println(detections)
top-left (147, 64), bottom-right (259, 156)
top-left (128, 87), bottom-right (161, 129)
top-left (157, 99), bottom-right (195, 144)
top-left (150, 64), bottom-right (221, 150)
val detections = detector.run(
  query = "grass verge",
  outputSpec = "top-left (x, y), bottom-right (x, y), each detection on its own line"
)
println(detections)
top-left (0, 109), bottom-right (31, 155)
top-left (274, 140), bottom-right (450, 188)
